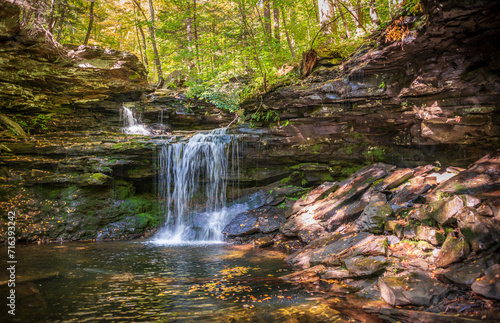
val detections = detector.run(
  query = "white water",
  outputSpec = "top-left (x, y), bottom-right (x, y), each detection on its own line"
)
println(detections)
top-left (120, 106), bottom-right (151, 135)
top-left (153, 128), bottom-right (242, 244)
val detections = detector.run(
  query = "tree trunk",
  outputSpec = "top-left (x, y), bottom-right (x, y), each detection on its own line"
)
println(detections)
top-left (147, 0), bottom-right (163, 86)
top-left (281, 9), bottom-right (296, 59)
top-left (47, 0), bottom-right (57, 33)
top-left (56, 0), bottom-right (68, 41)
top-left (335, 1), bottom-right (350, 39)
top-left (368, 0), bottom-right (378, 25)
top-left (138, 27), bottom-right (149, 69)
top-left (313, 0), bottom-right (320, 24)
top-left (318, 0), bottom-right (335, 35)
top-left (193, 0), bottom-right (200, 72)
top-left (263, 0), bottom-right (272, 37)
top-left (254, 3), bottom-right (279, 69)
top-left (83, 1), bottom-right (94, 45)
top-left (237, 0), bottom-right (266, 82)
top-left (273, 6), bottom-right (280, 43)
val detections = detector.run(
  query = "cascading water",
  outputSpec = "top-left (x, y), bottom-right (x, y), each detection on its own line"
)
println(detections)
top-left (120, 106), bottom-right (151, 135)
top-left (153, 128), bottom-right (243, 244)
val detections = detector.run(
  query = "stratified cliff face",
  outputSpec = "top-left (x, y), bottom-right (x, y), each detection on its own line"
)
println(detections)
top-left (238, 0), bottom-right (500, 186)
top-left (0, 0), bottom-right (160, 243)
top-left (0, 1), bottom-right (149, 116)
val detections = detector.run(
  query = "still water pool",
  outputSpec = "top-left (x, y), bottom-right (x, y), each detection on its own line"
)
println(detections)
top-left (1, 240), bottom-right (361, 322)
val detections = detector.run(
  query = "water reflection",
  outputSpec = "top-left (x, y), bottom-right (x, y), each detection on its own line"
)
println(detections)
top-left (0, 241), bottom-right (358, 322)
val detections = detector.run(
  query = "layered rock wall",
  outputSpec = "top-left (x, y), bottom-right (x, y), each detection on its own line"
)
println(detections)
top-left (239, 0), bottom-right (500, 185)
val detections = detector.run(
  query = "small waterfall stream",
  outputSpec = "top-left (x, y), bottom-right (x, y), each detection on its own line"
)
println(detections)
top-left (120, 106), bottom-right (151, 135)
top-left (153, 128), bottom-right (242, 243)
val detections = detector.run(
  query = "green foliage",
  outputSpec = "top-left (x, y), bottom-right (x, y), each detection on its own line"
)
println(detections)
top-left (186, 78), bottom-right (242, 112)
top-left (26, 0), bottom-right (403, 101)
top-left (12, 113), bottom-right (53, 134)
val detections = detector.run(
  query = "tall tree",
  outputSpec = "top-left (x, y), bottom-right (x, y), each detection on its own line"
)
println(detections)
top-left (263, 0), bottom-right (272, 37)
top-left (83, 0), bottom-right (95, 45)
top-left (281, 9), bottom-right (296, 59)
top-left (147, 0), bottom-right (163, 85)
top-left (273, 6), bottom-right (280, 43)
top-left (368, 0), bottom-right (378, 25)
top-left (318, 0), bottom-right (335, 35)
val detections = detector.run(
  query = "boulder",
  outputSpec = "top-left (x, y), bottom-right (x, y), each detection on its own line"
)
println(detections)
top-left (375, 168), bottom-right (414, 191)
top-left (415, 226), bottom-right (445, 246)
top-left (311, 163), bottom-right (394, 221)
top-left (222, 211), bottom-right (259, 237)
top-left (435, 234), bottom-right (470, 268)
top-left (301, 181), bottom-right (339, 205)
top-left (471, 264), bottom-right (500, 300)
top-left (429, 195), bottom-right (465, 225)
top-left (456, 207), bottom-right (500, 252)
top-left (378, 270), bottom-right (450, 306)
top-left (389, 183), bottom-right (431, 210)
top-left (426, 152), bottom-right (500, 201)
top-left (343, 256), bottom-right (389, 277)
top-left (437, 257), bottom-right (492, 287)
top-left (354, 199), bottom-right (393, 233)
top-left (222, 206), bottom-right (286, 237)
top-left (253, 236), bottom-right (274, 248)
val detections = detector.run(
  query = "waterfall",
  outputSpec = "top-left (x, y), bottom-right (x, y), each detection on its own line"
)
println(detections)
top-left (153, 128), bottom-right (241, 244)
top-left (120, 106), bottom-right (151, 135)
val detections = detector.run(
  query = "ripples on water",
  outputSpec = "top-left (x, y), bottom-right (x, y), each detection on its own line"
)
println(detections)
top-left (1, 241), bottom-right (356, 322)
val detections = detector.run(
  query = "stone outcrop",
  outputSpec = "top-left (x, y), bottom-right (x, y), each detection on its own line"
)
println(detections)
top-left (225, 151), bottom-right (500, 320)
top-left (238, 0), bottom-right (500, 185)
top-left (0, 0), bottom-right (160, 242)
top-left (0, 1), bottom-right (148, 115)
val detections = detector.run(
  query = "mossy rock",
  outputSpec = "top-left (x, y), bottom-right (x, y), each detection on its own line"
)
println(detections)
top-left (77, 173), bottom-right (112, 186)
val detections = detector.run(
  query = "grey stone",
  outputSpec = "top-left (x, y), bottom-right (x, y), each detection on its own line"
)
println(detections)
top-left (456, 207), bottom-right (500, 252)
top-left (435, 234), bottom-right (469, 268)
top-left (354, 200), bottom-right (393, 233)
top-left (344, 256), bottom-right (389, 277)
top-left (378, 270), bottom-right (449, 306)
top-left (415, 225), bottom-right (445, 245)
top-left (471, 264), bottom-right (500, 300)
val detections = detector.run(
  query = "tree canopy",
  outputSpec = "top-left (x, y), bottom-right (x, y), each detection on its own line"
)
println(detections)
top-left (19, 0), bottom-right (421, 110)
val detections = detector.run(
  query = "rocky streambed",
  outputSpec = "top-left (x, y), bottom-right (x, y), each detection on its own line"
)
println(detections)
top-left (223, 152), bottom-right (500, 321)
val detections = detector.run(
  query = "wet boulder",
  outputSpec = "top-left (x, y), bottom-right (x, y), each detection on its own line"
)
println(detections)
top-left (222, 211), bottom-right (259, 237)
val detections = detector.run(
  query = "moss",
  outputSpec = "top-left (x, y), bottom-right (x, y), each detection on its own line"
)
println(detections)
top-left (113, 180), bottom-right (135, 199)
top-left (363, 146), bottom-right (387, 162)
top-left (311, 143), bottom-right (322, 154)
top-left (280, 176), bottom-right (292, 184)
top-left (128, 71), bottom-right (140, 80)
top-left (322, 173), bottom-right (334, 181)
